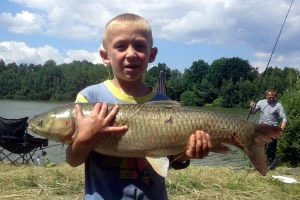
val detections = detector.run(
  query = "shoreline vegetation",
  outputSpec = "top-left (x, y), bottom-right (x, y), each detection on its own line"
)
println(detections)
top-left (1, 59), bottom-right (299, 108)
top-left (0, 164), bottom-right (299, 200)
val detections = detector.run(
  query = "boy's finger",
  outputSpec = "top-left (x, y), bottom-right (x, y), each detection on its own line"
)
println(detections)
top-left (103, 126), bottom-right (128, 133)
top-left (201, 132), bottom-right (208, 158)
top-left (196, 138), bottom-right (203, 158)
top-left (99, 103), bottom-right (108, 118)
top-left (75, 104), bottom-right (83, 120)
top-left (186, 134), bottom-right (196, 157)
top-left (193, 130), bottom-right (201, 158)
top-left (185, 148), bottom-right (193, 158)
top-left (206, 133), bottom-right (212, 149)
top-left (104, 105), bottom-right (119, 124)
top-left (92, 103), bottom-right (101, 116)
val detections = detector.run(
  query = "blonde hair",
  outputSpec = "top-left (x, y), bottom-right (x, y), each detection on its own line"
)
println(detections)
top-left (102, 13), bottom-right (153, 48)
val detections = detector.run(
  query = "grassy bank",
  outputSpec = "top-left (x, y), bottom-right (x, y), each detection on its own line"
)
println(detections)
top-left (0, 164), bottom-right (299, 200)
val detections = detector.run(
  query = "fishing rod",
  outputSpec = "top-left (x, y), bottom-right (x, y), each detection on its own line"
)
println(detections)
top-left (246, 0), bottom-right (294, 121)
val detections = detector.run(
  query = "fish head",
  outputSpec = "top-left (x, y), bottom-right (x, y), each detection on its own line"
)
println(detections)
top-left (28, 108), bottom-right (76, 144)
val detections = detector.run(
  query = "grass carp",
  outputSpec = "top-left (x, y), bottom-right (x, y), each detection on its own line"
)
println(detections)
top-left (28, 101), bottom-right (282, 176)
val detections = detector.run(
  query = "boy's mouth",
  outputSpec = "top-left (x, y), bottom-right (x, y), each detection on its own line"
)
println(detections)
top-left (124, 65), bottom-right (138, 69)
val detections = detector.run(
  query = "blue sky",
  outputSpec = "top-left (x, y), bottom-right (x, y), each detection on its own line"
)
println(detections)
top-left (0, 0), bottom-right (299, 73)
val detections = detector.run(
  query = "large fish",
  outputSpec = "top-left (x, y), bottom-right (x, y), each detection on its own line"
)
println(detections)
top-left (28, 101), bottom-right (282, 176)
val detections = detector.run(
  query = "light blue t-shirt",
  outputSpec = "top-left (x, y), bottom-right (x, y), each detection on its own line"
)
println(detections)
top-left (76, 80), bottom-right (169, 200)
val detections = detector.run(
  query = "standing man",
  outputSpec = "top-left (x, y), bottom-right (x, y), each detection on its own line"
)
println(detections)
top-left (250, 89), bottom-right (287, 170)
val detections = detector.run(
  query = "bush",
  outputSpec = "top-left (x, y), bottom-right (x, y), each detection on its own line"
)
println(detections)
top-left (277, 78), bottom-right (300, 166)
top-left (212, 97), bottom-right (225, 107)
top-left (180, 91), bottom-right (199, 106)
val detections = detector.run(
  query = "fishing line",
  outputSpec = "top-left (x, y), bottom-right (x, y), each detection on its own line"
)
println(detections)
top-left (246, 0), bottom-right (294, 121)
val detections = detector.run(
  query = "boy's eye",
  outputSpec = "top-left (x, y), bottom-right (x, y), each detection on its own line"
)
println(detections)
top-left (135, 43), bottom-right (147, 51)
top-left (114, 42), bottom-right (127, 51)
top-left (115, 45), bottom-right (126, 51)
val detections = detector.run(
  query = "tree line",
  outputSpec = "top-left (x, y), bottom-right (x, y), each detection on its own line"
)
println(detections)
top-left (0, 58), bottom-right (299, 107)
top-left (0, 58), bottom-right (299, 166)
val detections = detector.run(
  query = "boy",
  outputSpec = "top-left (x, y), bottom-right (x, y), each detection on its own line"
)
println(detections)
top-left (66, 13), bottom-right (212, 200)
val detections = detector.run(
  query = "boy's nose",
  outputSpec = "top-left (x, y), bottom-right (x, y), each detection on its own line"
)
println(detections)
top-left (126, 46), bottom-right (137, 58)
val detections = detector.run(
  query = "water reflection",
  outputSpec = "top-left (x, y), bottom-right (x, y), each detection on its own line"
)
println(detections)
top-left (191, 146), bottom-right (248, 167)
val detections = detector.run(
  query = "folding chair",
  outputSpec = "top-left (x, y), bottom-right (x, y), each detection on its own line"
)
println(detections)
top-left (0, 116), bottom-right (48, 165)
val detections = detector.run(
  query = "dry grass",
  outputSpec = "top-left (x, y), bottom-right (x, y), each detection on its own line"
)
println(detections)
top-left (0, 164), bottom-right (84, 200)
top-left (0, 164), bottom-right (299, 200)
top-left (167, 166), bottom-right (300, 200)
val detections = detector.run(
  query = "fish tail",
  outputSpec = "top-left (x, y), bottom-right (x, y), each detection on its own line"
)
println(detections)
top-left (244, 124), bottom-right (282, 176)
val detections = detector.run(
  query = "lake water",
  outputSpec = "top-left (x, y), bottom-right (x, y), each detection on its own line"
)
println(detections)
top-left (0, 99), bottom-right (260, 167)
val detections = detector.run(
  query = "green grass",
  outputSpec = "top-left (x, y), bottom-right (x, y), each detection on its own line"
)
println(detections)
top-left (0, 164), bottom-right (299, 200)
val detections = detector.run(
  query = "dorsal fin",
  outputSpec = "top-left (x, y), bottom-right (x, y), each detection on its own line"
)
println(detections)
top-left (144, 100), bottom-right (181, 108)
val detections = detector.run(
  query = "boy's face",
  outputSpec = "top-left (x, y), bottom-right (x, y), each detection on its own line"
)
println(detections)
top-left (100, 23), bottom-right (157, 82)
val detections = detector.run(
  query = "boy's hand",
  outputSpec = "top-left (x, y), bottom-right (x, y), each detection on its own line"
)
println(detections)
top-left (186, 130), bottom-right (212, 159)
top-left (174, 130), bottom-right (212, 161)
top-left (75, 103), bottom-right (128, 146)
top-left (66, 103), bottom-right (127, 167)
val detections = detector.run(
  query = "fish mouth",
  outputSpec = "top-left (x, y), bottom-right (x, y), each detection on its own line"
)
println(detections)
top-left (27, 117), bottom-right (36, 131)
top-left (27, 121), bottom-right (34, 132)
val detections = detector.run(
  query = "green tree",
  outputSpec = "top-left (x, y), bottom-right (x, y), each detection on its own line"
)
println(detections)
top-left (236, 78), bottom-right (256, 107)
top-left (180, 91), bottom-right (199, 106)
top-left (219, 79), bottom-right (237, 107)
top-left (143, 71), bottom-right (157, 88)
top-left (209, 57), bottom-right (257, 89)
top-left (166, 69), bottom-right (184, 101)
top-left (182, 60), bottom-right (209, 91)
top-left (278, 78), bottom-right (300, 166)
top-left (144, 63), bottom-right (171, 88)
top-left (0, 59), bottom-right (5, 72)
top-left (0, 58), bottom-right (298, 106)
top-left (199, 78), bottom-right (218, 104)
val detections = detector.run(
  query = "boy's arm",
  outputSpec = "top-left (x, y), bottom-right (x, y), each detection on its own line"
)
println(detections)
top-left (66, 103), bottom-right (128, 167)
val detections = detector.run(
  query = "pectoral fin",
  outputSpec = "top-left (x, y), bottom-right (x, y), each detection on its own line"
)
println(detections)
top-left (146, 156), bottom-right (169, 177)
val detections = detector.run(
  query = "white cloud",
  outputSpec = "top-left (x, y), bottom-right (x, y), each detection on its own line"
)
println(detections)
top-left (0, 41), bottom-right (101, 65)
top-left (252, 50), bottom-right (300, 72)
top-left (0, 41), bottom-right (63, 64)
top-left (0, 11), bottom-right (45, 34)
top-left (6, 0), bottom-right (298, 48)
top-left (251, 61), bottom-right (267, 73)
top-left (255, 52), bottom-right (270, 59)
top-left (2, 0), bottom-right (299, 70)
top-left (65, 49), bottom-right (102, 64)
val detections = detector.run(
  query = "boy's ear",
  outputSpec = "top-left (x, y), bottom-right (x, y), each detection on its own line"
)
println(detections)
top-left (100, 47), bottom-right (111, 65)
top-left (148, 47), bottom-right (158, 63)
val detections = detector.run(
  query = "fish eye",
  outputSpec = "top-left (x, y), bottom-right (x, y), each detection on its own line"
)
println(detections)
top-left (37, 119), bottom-right (43, 126)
